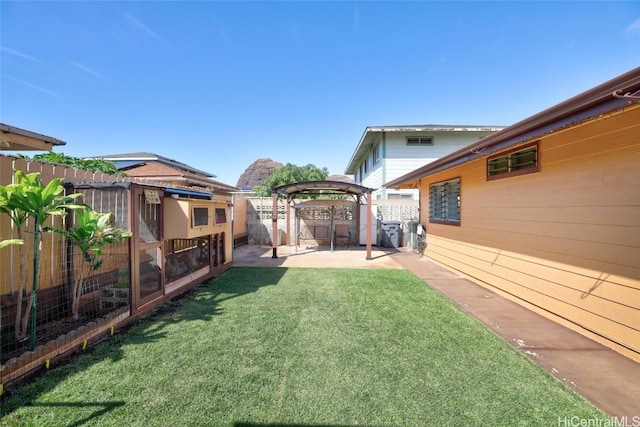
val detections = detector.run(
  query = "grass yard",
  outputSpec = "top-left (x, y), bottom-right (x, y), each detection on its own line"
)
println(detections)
top-left (1, 267), bottom-right (606, 426)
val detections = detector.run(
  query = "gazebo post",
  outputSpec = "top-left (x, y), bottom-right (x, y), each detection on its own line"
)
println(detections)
top-left (330, 206), bottom-right (335, 252)
top-left (366, 191), bottom-right (372, 260)
top-left (286, 198), bottom-right (291, 246)
top-left (272, 192), bottom-right (278, 258)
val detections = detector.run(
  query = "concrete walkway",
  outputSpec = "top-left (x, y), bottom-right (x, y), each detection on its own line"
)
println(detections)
top-left (232, 245), bottom-right (640, 419)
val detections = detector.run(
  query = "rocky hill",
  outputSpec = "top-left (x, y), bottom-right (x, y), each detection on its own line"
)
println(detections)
top-left (236, 158), bottom-right (283, 189)
top-left (326, 174), bottom-right (355, 183)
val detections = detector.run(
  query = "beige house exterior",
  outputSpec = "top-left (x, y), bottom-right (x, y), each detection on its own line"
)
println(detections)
top-left (386, 67), bottom-right (640, 363)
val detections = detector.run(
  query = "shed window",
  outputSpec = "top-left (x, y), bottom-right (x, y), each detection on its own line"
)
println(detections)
top-left (429, 178), bottom-right (460, 225)
top-left (487, 143), bottom-right (538, 180)
top-left (215, 208), bottom-right (227, 224)
top-left (407, 137), bottom-right (433, 145)
top-left (192, 207), bottom-right (209, 227)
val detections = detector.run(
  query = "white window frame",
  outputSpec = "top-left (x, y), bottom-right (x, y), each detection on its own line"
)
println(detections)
top-left (373, 145), bottom-right (380, 165)
top-left (407, 136), bottom-right (434, 146)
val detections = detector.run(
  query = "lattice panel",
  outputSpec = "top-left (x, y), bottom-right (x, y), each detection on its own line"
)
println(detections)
top-left (376, 204), bottom-right (419, 222)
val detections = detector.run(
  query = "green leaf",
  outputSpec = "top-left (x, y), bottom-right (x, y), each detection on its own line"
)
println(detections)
top-left (0, 239), bottom-right (24, 249)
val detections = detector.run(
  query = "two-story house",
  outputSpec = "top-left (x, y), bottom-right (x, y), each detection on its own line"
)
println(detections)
top-left (345, 125), bottom-right (505, 200)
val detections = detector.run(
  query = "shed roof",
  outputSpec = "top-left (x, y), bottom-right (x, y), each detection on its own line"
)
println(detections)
top-left (65, 180), bottom-right (214, 199)
top-left (386, 66), bottom-right (640, 189)
top-left (88, 152), bottom-right (216, 178)
top-left (121, 162), bottom-right (238, 193)
top-left (0, 123), bottom-right (67, 151)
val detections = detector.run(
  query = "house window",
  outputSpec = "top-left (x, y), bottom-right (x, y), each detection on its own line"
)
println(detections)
top-left (429, 178), bottom-right (460, 225)
top-left (407, 137), bottom-right (433, 145)
top-left (388, 193), bottom-right (414, 200)
top-left (487, 142), bottom-right (538, 180)
top-left (215, 208), bottom-right (227, 224)
top-left (373, 145), bottom-right (380, 164)
top-left (364, 157), bottom-right (369, 173)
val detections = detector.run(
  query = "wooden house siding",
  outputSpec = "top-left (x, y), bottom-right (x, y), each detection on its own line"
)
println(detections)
top-left (361, 166), bottom-right (383, 197)
top-left (419, 105), bottom-right (640, 362)
top-left (384, 131), bottom-right (482, 181)
top-left (383, 131), bottom-right (490, 199)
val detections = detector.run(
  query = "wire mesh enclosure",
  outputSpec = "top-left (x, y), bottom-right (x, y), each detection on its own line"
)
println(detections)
top-left (1, 185), bottom-right (131, 365)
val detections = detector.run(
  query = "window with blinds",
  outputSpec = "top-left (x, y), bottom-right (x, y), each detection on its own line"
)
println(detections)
top-left (487, 142), bottom-right (539, 180)
top-left (407, 137), bottom-right (433, 145)
top-left (429, 178), bottom-right (460, 225)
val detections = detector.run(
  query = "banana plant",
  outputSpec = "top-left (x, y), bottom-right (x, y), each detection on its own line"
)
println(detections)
top-left (0, 236), bottom-right (23, 357)
top-left (0, 171), bottom-right (83, 347)
top-left (48, 208), bottom-right (131, 320)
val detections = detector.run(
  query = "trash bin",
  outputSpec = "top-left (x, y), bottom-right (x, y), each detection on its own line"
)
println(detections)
top-left (380, 221), bottom-right (401, 248)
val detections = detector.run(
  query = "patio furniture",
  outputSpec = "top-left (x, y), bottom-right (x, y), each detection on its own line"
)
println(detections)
top-left (334, 224), bottom-right (351, 248)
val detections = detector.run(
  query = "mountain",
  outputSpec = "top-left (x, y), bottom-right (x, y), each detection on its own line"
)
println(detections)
top-left (236, 158), bottom-right (283, 190)
top-left (326, 174), bottom-right (354, 184)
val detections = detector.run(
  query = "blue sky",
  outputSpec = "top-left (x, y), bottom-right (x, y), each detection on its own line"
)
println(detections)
top-left (1, 1), bottom-right (639, 186)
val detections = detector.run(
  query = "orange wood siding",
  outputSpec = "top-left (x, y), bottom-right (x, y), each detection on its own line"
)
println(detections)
top-left (420, 105), bottom-right (640, 362)
top-left (233, 194), bottom-right (248, 236)
top-left (163, 198), bottom-right (231, 241)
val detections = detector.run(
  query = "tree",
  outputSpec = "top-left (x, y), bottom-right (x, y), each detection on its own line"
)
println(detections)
top-left (26, 152), bottom-right (127, 176)
top-left (252, 163), bottom-right (328, 197)
top-left (0, 171), bottom-right (83, 346)
top-left (47, 208), bottom-right (131, 320)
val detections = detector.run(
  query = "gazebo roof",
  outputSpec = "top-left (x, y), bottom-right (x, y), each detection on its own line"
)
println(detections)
top-left (272, 180), bottom-right (375, 198)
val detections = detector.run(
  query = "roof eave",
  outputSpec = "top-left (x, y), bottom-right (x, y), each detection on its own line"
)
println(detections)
top-left (344, 127), bottom-right (376, 174)
top-left (135, 175), bottom-right (237, 191)
top-left (0, 123), bottom-right (67, 150)
top-left (385, 67), bottom-right (640, 189)
top-left (344, 124), bottom-right (507, 174)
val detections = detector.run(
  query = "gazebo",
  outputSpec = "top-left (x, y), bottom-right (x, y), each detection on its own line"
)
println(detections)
top-left (270, 180), bottom-right (376, 260)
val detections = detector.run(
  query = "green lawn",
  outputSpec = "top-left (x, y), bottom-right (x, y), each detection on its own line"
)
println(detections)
top-left (1, 267), bottom-right (606, 426)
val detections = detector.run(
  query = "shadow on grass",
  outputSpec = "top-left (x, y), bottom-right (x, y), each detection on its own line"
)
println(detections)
top-left (235, 424), bottom-right (371, 427)
top-left (121, 267), bottom-right (287, 346)
top-left (22, 401), bottom-right (126, 427)
top-left (1, 267), bottom-right (287, 421)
